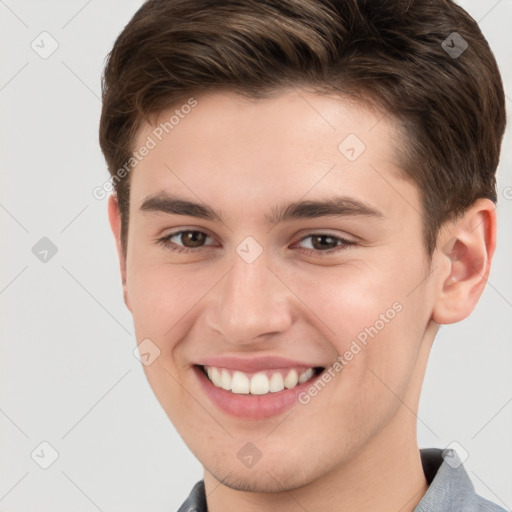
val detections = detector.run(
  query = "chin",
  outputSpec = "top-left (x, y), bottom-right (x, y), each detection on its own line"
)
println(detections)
top-left (204, 453), bottom-right (318, 494)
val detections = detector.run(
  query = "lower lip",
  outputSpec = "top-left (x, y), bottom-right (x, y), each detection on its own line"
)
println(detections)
top-left (193, 365), bottom-right (321, 420)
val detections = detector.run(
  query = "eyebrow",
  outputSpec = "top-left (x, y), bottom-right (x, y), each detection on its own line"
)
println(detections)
top-left (139, 192), bottom-right (384, 224)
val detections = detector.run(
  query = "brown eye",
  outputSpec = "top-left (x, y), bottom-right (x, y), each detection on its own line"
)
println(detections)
top-left (310, 234), bottom-right (340, 250)
top-left (179, 230), bottom-right (207, 247)
top-left (296, 233), bottom-right (357, 255)
top-left (158, 230), bottom-right (214, 252)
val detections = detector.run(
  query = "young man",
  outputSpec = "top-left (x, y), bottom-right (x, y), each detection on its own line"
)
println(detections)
top-left (99, 0), bottom-right (506, 510)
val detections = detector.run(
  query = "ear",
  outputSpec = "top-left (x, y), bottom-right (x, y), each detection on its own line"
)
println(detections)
top-left (107, 194), bottom-right (131, 312)
top-left (432, 198), bottom-right (496, 324)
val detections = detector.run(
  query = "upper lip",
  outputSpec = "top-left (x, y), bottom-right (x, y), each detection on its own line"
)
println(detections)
top-left (196, 355), bottom-right (325, 373)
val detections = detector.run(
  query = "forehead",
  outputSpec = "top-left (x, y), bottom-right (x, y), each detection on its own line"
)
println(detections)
top-left (129, 88), bottom-right (414, 219)
top-left (135, 88), bottom-right (398, 160)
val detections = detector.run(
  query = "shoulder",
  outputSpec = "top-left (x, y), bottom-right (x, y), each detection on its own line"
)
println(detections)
top-left (471, 494), bottom-right (508, 512)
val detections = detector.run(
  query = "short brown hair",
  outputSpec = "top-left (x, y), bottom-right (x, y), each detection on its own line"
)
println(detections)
top-left (99, 0), bottom-right (506, 256)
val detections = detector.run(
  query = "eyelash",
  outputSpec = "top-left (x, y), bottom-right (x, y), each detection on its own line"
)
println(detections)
top-left (156, 230), bottom-right (357, 256)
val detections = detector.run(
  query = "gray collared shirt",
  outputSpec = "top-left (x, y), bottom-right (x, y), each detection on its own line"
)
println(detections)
top-left (177, 448), bottom-right (506, 511)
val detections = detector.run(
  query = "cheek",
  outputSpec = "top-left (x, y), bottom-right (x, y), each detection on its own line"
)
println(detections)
top-left (292, 262), bottom-right (405, 337)
top-left (125, 259), bottom-right (205, 425)
top-left (289, 259), bottom-right (427, 386)
top-left (125, 253), bottom-right (228, 357)
top-left (125, 255), bottom-right (190, 341)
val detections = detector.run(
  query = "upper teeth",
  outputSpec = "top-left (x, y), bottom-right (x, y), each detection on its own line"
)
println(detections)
top-left (204, 366), bottom-right (316, 395)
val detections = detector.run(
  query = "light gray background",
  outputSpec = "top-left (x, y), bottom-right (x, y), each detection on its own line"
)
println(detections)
top-left (0, 1), bottom-right (511, 510)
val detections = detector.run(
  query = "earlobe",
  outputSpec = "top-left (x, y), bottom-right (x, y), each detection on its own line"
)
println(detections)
top-left (432, 199), bottom-right (496, 325)
top-left (107, 194), bottom-right (131, 312)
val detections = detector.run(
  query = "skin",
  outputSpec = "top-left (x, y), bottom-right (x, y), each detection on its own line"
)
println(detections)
top-left (108, 88), bottom-right (495, 511)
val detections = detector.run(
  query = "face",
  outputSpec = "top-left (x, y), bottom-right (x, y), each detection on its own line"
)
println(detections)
top-left (114, 89), bottom-right (441, 492)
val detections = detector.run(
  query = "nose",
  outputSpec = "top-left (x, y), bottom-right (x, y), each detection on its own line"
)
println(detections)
top-left (205, 250), bottom-right (294, 345)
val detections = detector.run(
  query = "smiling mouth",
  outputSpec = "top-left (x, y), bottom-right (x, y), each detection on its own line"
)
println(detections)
top-left (198, 365), bottom-right (324, 395)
